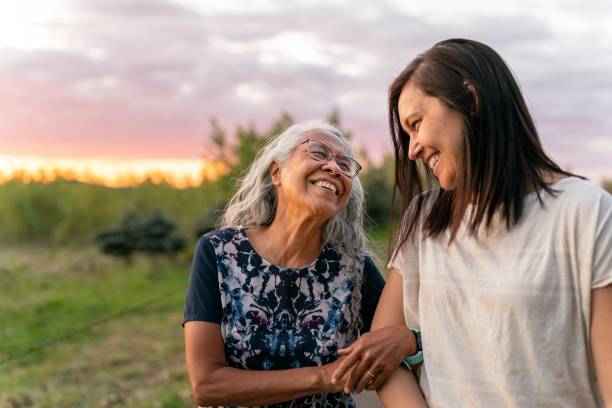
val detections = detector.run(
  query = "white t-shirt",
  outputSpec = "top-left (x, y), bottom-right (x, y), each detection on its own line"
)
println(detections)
top-left (389, 177), bottom-right (612, 407)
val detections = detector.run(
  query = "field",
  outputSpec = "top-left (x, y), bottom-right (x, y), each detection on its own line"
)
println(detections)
top-left (4, 168), bottom-right (604, 407)
top-left (0, 142), bottom-right (395, 407)
top-left (0, 246), bottom-right (192, 407)
top-left (0, 231), bottom-right (389, 408)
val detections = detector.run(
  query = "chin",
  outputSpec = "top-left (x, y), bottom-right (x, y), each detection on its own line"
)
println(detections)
top-left (439, 178), bottom-right (457, 191)
top-left (319, 208), bottom-right (341, 220)
top-left (312, 205), bottom-right (341, 220)
top-left (309, 197), bottom-right (340, 214)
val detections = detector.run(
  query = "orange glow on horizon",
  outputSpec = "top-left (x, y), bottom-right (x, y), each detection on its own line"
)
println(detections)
top-left (0, 155), bottom-right (229, 188)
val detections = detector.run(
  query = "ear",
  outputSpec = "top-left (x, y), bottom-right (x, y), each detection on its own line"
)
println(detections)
top-left (463, 81), bottom-right (479, 115)
top-left (269, 161), bottom-right (281, 186)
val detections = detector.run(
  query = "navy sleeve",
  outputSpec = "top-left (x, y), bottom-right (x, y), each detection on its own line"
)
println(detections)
top-left (359, 256), bottom-right (385, 333)
top-left (182, 236), bottom-right (223, 326)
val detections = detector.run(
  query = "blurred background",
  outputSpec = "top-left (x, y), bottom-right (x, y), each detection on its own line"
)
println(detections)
top-left (1, 0), bottom-right (611, 407)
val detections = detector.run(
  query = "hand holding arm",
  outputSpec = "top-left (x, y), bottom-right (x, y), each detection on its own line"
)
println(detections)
top-left (332, 324), bottom-right (415, 393)
top-left (331, 268), bottom-right (426, 406)
top-left (372, 268), bottom-right (427, 407)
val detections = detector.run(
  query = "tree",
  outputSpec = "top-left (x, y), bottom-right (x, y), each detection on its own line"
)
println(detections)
top-left (94, 209), bottom-right (186, 262)
top-left (603, 179), bottom-right (612, 195)
top-left (265, 111), bottom-right (295, 140)
top-left (207, 117), bottom-right (230, 168)
top-left (326, 107), bottom-right (352, 140)
top-left (200, 108), bottom-right (399, 230)
top-left (230, 112), bottom-right (295, 177)
top-left (94, 211), bottom-right (141, 263)
top-left (137, 209), bottom-right (186, 256)
top-left (204, 109), bottom-right (368, 181)
top-left (360, 154), bottom-right (396, 228)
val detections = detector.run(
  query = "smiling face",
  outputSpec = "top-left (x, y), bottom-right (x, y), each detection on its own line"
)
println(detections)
top-left (271, 131), bottom-right (353, 221)
top-left (397, 79), bottom-right (465, 190)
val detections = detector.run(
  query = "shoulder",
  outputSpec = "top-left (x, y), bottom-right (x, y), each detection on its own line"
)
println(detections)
top-left (408, 188), bottom-right (441, 209)
top-left (362, 254), bottom-right (380, 273)
top-left (320, 247), bottom-right (381, 275)
top-left (545, 177), bottom-right (612, 214)
top-left (321, 246), bottom-right (379, 268)
top-left (197, 227), bottom-right (242, 251)
top-left (199, 227), bottom-right (241, 243)
top-left (402, 188), bottom-right (442, 233)
top-left (529, 178), bottom-right (612, 242)
top-left (362, 254), bottom-right (385, 285)
top-left (555, 177), bottom-right (610, 199)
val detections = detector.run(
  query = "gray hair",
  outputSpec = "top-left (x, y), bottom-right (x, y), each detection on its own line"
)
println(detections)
top-left (220, 120), bottom-right (371, 335)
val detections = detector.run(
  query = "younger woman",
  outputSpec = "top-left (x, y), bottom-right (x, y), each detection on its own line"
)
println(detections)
top-left (333, 39), bottom-right (612, 407)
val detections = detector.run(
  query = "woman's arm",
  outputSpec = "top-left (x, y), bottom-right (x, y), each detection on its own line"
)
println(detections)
top-left (184, 321), bottom-right (346, 407)
top-left (371, 268), bottom-right (426, 406)
top-left (377, 366), bottom-right (427, 408)
top-left (592, 284), bottom-right (612, 406)
top-left (331, 268), bottom-right (426, 405)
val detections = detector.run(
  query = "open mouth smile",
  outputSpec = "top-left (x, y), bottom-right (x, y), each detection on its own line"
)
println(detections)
top-left (426, 152), bottom-right (440, 172)
top-left (311, 179), bottom-right (339, 195)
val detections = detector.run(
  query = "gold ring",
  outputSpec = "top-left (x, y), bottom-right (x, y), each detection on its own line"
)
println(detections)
top-left (366, 370), bottom-right (375, 378)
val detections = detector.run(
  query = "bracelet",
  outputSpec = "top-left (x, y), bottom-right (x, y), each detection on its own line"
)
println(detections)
top-left (402, 327), bottom-right (423, 368)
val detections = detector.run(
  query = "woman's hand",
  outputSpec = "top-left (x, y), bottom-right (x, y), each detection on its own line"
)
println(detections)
top-left (318, 357), bottom-right (352, 393)
top-left (331, 324), bottom-right (416, 393)
top-left (186, 322), bottom-right (353, 406)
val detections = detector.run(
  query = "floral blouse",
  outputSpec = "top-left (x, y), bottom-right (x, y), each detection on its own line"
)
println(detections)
top-left (183, 227), bottom-right (384, 408)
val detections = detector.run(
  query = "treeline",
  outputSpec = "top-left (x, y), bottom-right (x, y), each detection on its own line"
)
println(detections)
top-left (0, 111), bottom-right (396, 246)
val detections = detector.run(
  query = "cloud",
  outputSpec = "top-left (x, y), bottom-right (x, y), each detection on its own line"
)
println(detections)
top-left (0, 0), bottom-right (610, 180)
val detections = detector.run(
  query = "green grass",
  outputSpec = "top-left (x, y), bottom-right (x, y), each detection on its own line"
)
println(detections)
top-left (0, 230), bottom-right (389, 407)
top-left (0, 246), bottom-right (194, 407)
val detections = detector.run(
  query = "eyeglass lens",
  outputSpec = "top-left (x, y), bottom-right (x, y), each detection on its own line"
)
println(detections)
top-left (307, 141), bottom-right (359, 177)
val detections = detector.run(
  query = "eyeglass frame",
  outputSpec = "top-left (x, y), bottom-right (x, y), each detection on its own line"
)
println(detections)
top-left (298, 138), bottom-right (362, 178)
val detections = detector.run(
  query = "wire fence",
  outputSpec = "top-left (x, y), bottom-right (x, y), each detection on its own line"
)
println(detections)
top-left (0, 285), bottom-right (184, 367)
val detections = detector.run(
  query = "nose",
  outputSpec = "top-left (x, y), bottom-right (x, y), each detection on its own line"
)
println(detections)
top-left (322, 159), bottom-right (343, 177)
top-left (407, 136), bottom-right (423, 161)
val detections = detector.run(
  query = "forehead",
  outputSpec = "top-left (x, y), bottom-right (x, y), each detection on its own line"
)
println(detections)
top-left (397, 80), bottom-right (426, 119)
top-left (301, 130), bottom-right (349, 155)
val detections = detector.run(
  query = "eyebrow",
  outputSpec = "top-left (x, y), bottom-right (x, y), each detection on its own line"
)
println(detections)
top-left (402, 111), bottom-right (421, 130)
top-left (309, 139), bottom-right (350, 156)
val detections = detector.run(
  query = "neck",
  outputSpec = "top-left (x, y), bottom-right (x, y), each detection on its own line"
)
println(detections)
top-left (246, 205), bottom-right (326, 268)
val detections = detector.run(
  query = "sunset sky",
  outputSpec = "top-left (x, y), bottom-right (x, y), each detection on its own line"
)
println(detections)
top-left (1, 0), bottom-right (611, 186)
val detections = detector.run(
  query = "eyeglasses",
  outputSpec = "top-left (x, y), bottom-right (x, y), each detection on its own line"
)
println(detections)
top-left (299, 139), bottom-right (362, 178)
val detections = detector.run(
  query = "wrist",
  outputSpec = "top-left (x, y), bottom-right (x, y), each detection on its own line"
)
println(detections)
top-left (400, 325), bottom-right (417, 357)
top-left (403, 327), bottom-right (423, 367)
top-left (312, 365), bottom-right (330, 392)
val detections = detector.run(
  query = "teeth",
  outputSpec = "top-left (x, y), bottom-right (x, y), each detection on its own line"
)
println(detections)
top-left (314, 180), bottom-right (337, 194)
top-left (428, 154), bottom-right (440, 170)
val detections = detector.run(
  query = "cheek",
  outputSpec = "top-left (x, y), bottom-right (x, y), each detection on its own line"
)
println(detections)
top-left (341, 182), bottom-right (353, 204)
top-left (448, 133), bottom-right (464, 168)
top-left (282, 161), bottom-right (309, 185)
top-left (447, 115), bottom-right (465, 153)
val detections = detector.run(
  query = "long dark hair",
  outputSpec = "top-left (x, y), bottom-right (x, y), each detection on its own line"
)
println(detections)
top-left (389, 38), bottom-right (579, 256)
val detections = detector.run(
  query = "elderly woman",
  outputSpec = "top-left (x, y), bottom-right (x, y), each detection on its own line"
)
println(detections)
top-left (183, 120), bottom-right (385, 407)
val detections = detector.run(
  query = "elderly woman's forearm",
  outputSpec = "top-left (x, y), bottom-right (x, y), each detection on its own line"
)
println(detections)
top-left (192, 365), bottom-right (327, 407)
